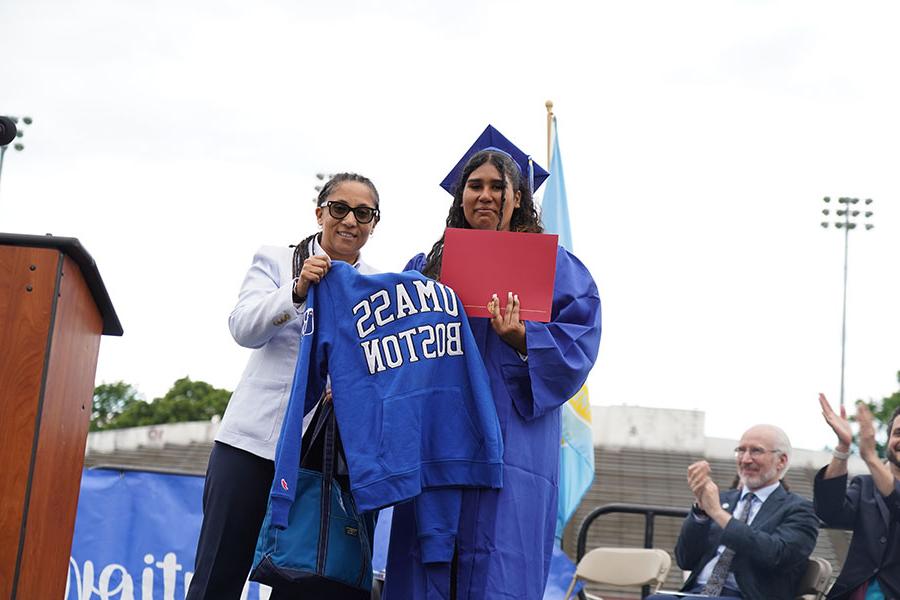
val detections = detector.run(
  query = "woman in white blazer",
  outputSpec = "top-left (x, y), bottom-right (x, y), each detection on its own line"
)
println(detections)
top-left (187, 173), bottom-right (381, 600)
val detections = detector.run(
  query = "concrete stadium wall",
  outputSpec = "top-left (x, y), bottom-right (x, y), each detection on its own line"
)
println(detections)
top-left (86, 417), bottom-right (220, 454)
top-left (593, 405), bottom-right (868, 475)
top-left (85, 405), bottom-right (869, 475)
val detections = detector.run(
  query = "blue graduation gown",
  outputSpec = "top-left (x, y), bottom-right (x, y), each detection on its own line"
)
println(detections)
top-left (384, 246), bottom-right (602, 600)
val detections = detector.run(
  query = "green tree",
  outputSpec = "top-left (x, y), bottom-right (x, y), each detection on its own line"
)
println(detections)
top-left (862, 370), bottom-right (900, 456)
top-left (91, 381), bottom-right (142, 431)
top-left (92, 377), bottom-right (232, 431)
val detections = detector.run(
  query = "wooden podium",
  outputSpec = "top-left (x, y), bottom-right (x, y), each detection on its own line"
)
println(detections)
top-left (0, 233), bottom-right (122, 600)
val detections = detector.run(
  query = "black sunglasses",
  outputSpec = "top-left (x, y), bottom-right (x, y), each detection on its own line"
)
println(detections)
top-left (322, 201), bottom-right (379, 224)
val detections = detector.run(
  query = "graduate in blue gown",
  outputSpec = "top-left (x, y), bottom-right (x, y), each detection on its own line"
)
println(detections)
top-left (384, 125), bottom-right (602, 600)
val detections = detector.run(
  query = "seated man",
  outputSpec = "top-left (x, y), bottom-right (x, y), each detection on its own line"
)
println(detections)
top-left (815, 394), bottom-right (900, 600)
top-left (647, 424), bottom-right (819, 600)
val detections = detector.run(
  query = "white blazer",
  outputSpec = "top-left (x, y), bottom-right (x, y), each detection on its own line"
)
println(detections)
top-left (216, 241), bottom-right (378, 460)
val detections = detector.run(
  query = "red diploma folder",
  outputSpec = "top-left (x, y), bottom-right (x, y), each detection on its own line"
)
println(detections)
top-left (440, 228), bottom-right (558, 322)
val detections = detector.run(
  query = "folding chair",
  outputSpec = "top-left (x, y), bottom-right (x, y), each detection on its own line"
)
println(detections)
top-left (795, 557), bottom-right (833, 600)
top-left (562, 547), bottom-right (672, 600)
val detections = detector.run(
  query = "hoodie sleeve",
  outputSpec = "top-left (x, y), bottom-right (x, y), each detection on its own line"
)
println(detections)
top-left (269, 285), bottom-right (320, 529)
top-left (414, 488), bottom-right (462, 564)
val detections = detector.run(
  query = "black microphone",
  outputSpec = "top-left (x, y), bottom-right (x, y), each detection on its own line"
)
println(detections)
top-left (0, 116), bottom-right (17, 146)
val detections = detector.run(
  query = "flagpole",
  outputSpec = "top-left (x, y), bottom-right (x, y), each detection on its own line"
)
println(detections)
top-left (545, 100), bottom-right (554, 165)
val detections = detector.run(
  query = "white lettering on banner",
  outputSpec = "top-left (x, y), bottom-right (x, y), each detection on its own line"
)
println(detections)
top-left (360, 322), bottom-right (463, 374)
top-left (64, 553), bottom-right (273, 600)
top-left (158, 553), bottom-right (181, 600)
top-left (142, 554), bottom-right (153, 600)
top-left (97, 564), bottom-right (134, 599)
top-left (65, 557), bottom-right (136, 600)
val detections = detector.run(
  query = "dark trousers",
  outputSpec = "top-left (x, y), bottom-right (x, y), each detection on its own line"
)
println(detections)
top-left (186, 441), bottom-right (293, 600)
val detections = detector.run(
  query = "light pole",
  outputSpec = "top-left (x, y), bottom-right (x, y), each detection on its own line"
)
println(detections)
top-left (0, 115), bottom-right (33, 202)
top-left (820, 196), bottom-right (875, 408)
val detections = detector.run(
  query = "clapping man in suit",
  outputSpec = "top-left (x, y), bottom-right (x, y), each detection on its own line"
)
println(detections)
top-left (815, 395), bottom-right (899, 600)
top-left (647, 424), bottom-right (819, 600)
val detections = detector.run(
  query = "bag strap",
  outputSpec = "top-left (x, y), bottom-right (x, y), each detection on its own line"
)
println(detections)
top-left (321, 402), bottom-right (336, 482)
top-left (300, 391), bottom-right (331, 470)
top-left (308, 399), bottom-right (368, 580)
top-left (299, 396), bottom-right (352, 487)
top-left (316, 401), bottom-right (337, 574)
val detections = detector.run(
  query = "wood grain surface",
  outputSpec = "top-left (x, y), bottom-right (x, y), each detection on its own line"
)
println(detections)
top-left (0, 245), bottom-right (59, 599)
top-left (0, 247), bottom-right (104, 599)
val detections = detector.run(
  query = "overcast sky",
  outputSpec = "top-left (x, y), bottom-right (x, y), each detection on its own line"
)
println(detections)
top-left (3, 0), bottom-right (899, 451)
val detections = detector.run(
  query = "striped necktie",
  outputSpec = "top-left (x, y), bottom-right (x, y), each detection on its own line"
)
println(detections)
top-left (702, 493), bottom-right (756, 596)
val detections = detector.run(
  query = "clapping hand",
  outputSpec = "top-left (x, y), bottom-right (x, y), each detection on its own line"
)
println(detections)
top-left (854, 399), bottom-right (896, 496)
top-left (819, 393), bottom-right (852, 451)
top-left (856, 402), bottom-right (878, 461)
top-left (687, 460), bottom-right (712, 500)
top-left (696, 479), bottom-right (722, 515)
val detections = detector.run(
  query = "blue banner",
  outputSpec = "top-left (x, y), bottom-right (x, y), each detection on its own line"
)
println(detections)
top-left (69, 469), bottom-right (576, 599)
top-left (68, 469), bottom-right (270, 600)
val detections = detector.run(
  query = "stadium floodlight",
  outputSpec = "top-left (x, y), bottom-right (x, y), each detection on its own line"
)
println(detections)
top-left (0, 115), bottom-right (33, 202)
top-left (820, 196), bottom-right (875, 408)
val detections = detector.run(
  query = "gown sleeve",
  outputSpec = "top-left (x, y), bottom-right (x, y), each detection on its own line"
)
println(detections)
top-left (404, 253), bottom-right (427, 272)
top-left (509, 247), bottom-right (601, 421)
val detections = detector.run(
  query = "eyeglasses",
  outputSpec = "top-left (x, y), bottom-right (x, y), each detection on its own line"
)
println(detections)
top-left (322, 201), bottom-right (379, 224)
top-left (733, 446), bottom-right (782, 459)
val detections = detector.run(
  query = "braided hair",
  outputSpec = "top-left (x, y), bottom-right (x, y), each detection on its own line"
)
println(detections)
top-left (421, 151), bottom-right (542, 280)
top-left (290, 172), bottom-right (380, 278)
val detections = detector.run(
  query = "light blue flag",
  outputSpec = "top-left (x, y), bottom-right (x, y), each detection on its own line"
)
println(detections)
top-left (542, 116), bottom-right (596, 541)
top-left (541, 117), bottom-right (573, 252)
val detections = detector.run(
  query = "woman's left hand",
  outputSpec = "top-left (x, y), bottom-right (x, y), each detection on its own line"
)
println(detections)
top-left (487, 292), bottom-right (527, 354)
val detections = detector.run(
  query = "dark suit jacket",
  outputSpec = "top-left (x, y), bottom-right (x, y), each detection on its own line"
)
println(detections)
top-left (675, 484), bottom-right (819, 600)
top-left (814, 467), bottom-right (900, 600)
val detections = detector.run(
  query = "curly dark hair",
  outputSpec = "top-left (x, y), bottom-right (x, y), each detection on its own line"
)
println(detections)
top-left (421, 150), bottom-right (543, 280)
top-left (291, 172), bottom-right (380, 277)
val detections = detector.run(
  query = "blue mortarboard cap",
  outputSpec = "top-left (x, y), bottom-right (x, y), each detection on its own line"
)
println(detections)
top-left (440, 124), bottom-right (550, 195)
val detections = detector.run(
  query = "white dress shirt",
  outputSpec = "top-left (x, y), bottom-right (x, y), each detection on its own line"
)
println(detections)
top-left (695, 481), bottom-right (782, 592)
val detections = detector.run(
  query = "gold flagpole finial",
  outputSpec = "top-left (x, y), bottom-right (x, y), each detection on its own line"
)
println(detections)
top-left (545, 100), bottom-right (554, 165)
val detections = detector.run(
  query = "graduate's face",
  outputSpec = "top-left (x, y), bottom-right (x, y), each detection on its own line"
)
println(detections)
top-left (462, 163), bottom-right (521, 231)
top-left (316, 181), bottom-right (378, 263)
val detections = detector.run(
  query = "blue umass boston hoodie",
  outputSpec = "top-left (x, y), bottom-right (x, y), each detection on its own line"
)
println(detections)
top-left (269, 262), bottom-right (503, 563)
